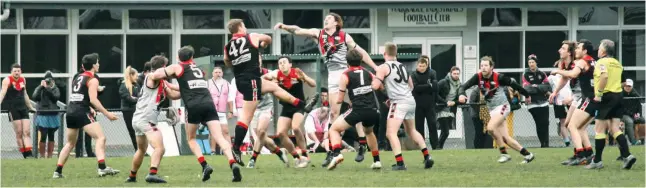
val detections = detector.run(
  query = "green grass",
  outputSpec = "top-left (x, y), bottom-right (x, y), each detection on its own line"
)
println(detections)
top-left (2, 147), bottom-right (644, 187)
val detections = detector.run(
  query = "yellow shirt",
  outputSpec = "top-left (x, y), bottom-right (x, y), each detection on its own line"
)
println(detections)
top-left (594, 57), bottom-right (623, 93)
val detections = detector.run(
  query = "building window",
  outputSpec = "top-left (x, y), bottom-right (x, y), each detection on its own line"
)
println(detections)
top-left (183, 10), bottom-right (224, 29)
top-left (623, 71), bottom-right (645, 96)
top-left (527, 7), bottom-right (568, 26)
top-left (227, 34), bottom-right (272, 54)
top-left (181, 35), bottom-right (225, 57)
top-left (578, 6), bottom-right (618, 26)
top-left (21, 35), bottom-right (68, 73)
top-left (23, 9), bottom-right (67, 29)
top-left (479, 32), bottom-right (522, 68)
top-left (349, 33), bottom-right (371, 52)
top-left (1, 35), bottom-right (16, 73)
top-left (281, 34), bottom-right (319, 55)
top-left (624, 6), bottom-right (645, 25)
top-left (576, 30), bottom-right (619, 58)
top-left (480, 8), bottom-right (521, 27)
top-left (79, 9), bottom-right (122, 29)
top-left (621, 30), bottom-right (645, 67)
top-left (230, 9), bottom-right (271, 29)
top-left (126, 35), bottom-right (171, 71)
top-left (396, 44), bottom-right (422, 54)
top-left (26, 77), bottom-right (68, 103)
top-left (329, 9), bottom-right (370, 28)
top-left (283, 10), bottom-right (323, 29)
top-left (77, 35), bottom-right (123, 73)
top-left (1, 9), bottom-right (16, 29)
top-left (129, 10), bottom-right (171, 29)
top-left (525, 31), bottom-right (568, 68)
top-left (97, 78), bottom-right (122, 109)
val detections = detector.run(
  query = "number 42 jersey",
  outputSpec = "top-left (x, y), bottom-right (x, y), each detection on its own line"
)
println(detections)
top-left (384, 61), bottom-right (415, 105)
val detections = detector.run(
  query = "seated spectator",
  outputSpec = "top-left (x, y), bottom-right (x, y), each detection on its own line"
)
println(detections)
top-left (621, 79), bottom-right (645, 145)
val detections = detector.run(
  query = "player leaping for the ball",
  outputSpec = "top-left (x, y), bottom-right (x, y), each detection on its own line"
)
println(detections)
top-left (224, 19), bottom-right (306, 166)
top-left (327, 49), bottom-right (382, 170)
top-left (152, 46), bottom-right (241, 183)
top-left (274, 13), bottom-right (378, 166)
top-left (371, 43), bottom-right (433, 170)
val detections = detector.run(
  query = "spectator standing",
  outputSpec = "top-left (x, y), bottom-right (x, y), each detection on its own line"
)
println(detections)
top-left (119, 66), bottom-right (139, 151)
top-left (436, 67), bottom-right (461, 149)
top-left (32, 71), bottom-right (61, 158)
top-left (410, 56), bottom-right (439, 149)
top-left (522, 55), bottom-right (552, 148)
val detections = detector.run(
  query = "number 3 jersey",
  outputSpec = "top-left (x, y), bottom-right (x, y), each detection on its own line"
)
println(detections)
top-left (384, 61), bottom-right (415, 105)
top-left (343, 66), bottom-right (377, 109)
top-left (176, 61), bottom-right (214, 108)
top-left (225, 33), bottom-right (261, 78)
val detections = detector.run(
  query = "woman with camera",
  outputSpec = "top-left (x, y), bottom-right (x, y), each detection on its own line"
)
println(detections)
top-left (32, 71), bottom-right (61, 158)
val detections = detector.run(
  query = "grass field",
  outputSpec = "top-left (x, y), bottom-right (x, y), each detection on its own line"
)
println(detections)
top-left (2, 146), bottom-right (644, 187)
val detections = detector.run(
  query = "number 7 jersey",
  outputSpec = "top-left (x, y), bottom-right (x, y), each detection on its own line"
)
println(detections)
top-left (384, 61), bottom-right (415, 104)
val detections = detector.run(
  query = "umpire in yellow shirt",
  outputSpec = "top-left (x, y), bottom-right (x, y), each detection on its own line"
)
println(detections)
top-left (585, 39), bottom-right (637, 170)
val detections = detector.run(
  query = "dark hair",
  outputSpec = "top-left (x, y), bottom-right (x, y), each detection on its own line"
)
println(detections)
top-left (278, 56), bottom-right (293, 64)
top-left (81, 53), bottom-right (99, 70)
top-left (328, 13), bottom-right (343, 29)
top-left (227, 19), bottom-right (244, 34)
top-left (149, 55), bottom-right (168, 70)
top-left (178, 46), bottom-right (194, 62)
top-left (480, 56), bottom-right (495, 67)
top-left (418, 57), bottom-right (428, 65)
top-left (578, 39), bottom-right (595, 56)
top-left (420, 55), bottom-right (430, 60)
top-left (346, 49), bottom-right (363, 66)
top-left (143, 61), bottom-right (152, 72)
top-left (562, 40), bottom-right (576, 61)
top-left (527, 54), bottom-right (538, 62)
top-left (11, 63), bottom-right (20, 69)
top-left (321, 87), bottom-right (328, 93)
top-left (450, 66), bottom-right (460, 73)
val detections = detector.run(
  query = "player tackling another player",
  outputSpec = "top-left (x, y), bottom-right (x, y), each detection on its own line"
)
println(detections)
top-left (372, 43), bottom-right (434, 170)
top-left (458, 56), bottom-right (535, 164)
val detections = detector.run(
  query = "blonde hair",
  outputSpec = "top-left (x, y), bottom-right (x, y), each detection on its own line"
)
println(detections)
top-left (384, 42), bottom-right (397, 56)
top-left (123, 66), bottom-right (138, 96)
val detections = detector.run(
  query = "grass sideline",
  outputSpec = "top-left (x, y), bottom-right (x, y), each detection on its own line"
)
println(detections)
top-left (1, 147), bottom-right (644, 187)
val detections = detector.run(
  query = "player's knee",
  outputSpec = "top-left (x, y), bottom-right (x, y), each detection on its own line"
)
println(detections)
top-left (277, 131), bottom-right (288, 138)
top-left (594, 132), bottom-right (607, 139)
top-left (95, 135), bottom-right (106, 144)
top-left (22, 130), bottom-right (31, 137)
top-left (15, 131), bottom-right (23, 138)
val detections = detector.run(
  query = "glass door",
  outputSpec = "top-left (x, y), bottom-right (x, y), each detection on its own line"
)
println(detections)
top-left (393, 37), bottom-right (463, 139)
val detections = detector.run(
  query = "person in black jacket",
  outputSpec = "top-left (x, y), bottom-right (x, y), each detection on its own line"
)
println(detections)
top-left (621, 79), bottom-right (644, 145)
top-left (410, 56), bottom-right (439, 149)
top-left (119, 66), bottom-right (139, 151)
top-left (435, 67), bottom-right (461, 149)
top-left (522, 55), bottom-right (552, 147)
top-left (32, 71), bottom-right (61, 158)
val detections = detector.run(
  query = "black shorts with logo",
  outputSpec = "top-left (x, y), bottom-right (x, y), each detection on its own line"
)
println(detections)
top-left (595, 92), bottom-right (623, 120)
top-left (342, 108), bottom-right (379, 128)
top-left (66, 113), bottom-right (95, 129)
top-left (235, 76), bottom-right (262, 102)
top-left (186, 102), bottom-right (219, 125)
top-left (280, 105), bottom-right (304, 118)
top-left (576, 97), bottom-right (598, 117)
top-left (553, 105), bottom-right (568, 119)
top-left (8, 109), bottom-right (29, 121)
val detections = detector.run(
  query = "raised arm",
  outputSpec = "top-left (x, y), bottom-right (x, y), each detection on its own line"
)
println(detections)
top-left (274, 23), bottom-right (319, 38)
top-left (346, 35), bottom-right (377, 70)
top-left (251, 33), bottom-right (272, 49)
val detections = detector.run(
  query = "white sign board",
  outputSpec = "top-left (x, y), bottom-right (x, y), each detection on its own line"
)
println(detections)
top-left (464, 45), bottom-right (477, 59)
top-left (388, 8), bottom-right (467, 27)
top-left (463, 59), bottom-right (478, 77)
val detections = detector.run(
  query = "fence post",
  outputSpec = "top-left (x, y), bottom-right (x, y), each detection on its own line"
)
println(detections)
top-left (315, 56), bottom-right (322, 107)
top-left (31, 112), bottom-right (38, 157)
top-left (180, 123), bottom-right (191, 155)
top-left (58, 113), bottom-right (65, 153)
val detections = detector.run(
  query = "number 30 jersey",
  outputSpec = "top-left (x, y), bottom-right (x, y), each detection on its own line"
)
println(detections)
top-left (343, 66), bottom-right (377, 110)
top-left (384, 61), bottom-right (415, 104)
top-left (225, 33), bottom-right (261, 78)
top-left (176, 61), bottom-right (213, 107)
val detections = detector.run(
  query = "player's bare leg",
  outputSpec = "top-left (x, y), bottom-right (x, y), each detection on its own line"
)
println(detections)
top-left (564, 109), bottom-right (593, 165)
top-left (127, 132), bottom-right (166, 183)
top-left (232, 100), bottom-right (259, 166)
top-left (185, 123), bottom-right (216, 182)
top-left (327, 118), bottom-right (353, 170)
top-left (206, 120), bottom-right (242, 182)
top-left (487, 114), bottom-right (512, 163)
top-left (11, 120), bottom-right (32, 158)
top-left (363, 126), bottom-right (382, 169)
top-left (247, 112), bottom-right (289, 168)
top-left (385, 116), bottom-right (407, 170)
top-left (127, 136), bottom-right (147, 182)
top-left (290, 113), bottom-right (311, 167)
top-left (403, 119), bottom-right (434, 168)
top-left (322, 91), bottom-right (343, 166)
top-left (493, 117), bottom-right (534, 164)
top-left (83, 123), bottom-right (120, 176)
top-left (276, 116), bottom-right (301, 166)
top-left (53, 128), bottom-right (79, 178)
